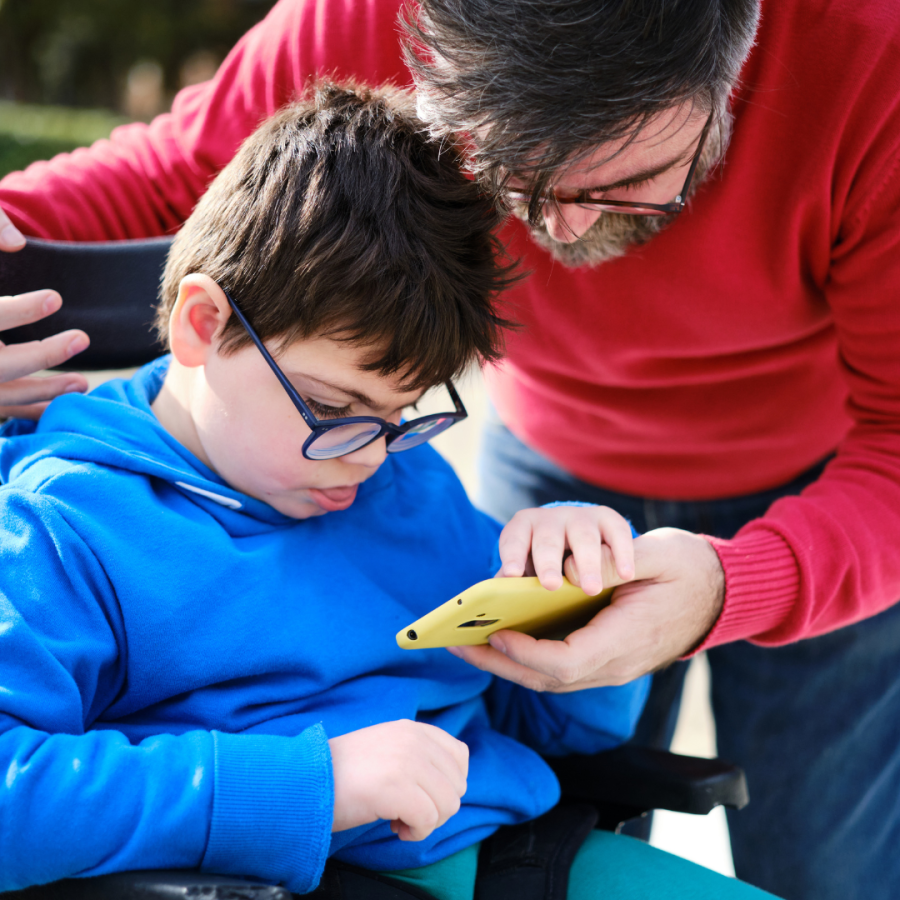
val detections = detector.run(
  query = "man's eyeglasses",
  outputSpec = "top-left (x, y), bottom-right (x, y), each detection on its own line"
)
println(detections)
top-left (506, 113), bottom-right (713, 217)
top-left (224, 290), bottom-right (467, 460)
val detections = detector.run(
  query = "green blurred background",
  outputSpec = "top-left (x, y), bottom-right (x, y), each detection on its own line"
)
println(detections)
top-left (0, 0), bottom-right (278, 179)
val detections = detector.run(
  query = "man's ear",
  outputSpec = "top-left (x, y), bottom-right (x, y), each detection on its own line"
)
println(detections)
top-left (168, 274), bottom-right (232, 368)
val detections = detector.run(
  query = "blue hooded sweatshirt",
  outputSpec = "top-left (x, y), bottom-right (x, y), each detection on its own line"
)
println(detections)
top-left (0, 359), bottom-right (649, 894)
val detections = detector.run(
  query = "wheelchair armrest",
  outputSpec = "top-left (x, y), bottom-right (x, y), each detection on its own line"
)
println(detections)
top-left (5, 870), bottom-right (290, 900)
top-left (547, 744), bottom-right (749, 831)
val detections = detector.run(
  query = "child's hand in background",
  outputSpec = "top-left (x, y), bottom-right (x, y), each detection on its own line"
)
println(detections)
top-left (497, 504), bottom-right (635, 596)
top-left (329, 720), bottom-right (468, 841)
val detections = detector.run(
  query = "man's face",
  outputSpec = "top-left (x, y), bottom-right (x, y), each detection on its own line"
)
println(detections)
top-left (508, 102), bottom-right (731, 267)
top-left (186, 334), bottom-right (424, 519)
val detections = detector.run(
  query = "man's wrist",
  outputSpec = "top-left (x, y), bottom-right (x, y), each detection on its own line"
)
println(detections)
top-left (693, 531), bottom-right (800, 652)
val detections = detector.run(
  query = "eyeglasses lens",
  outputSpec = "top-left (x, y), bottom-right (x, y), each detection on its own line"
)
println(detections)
top-left (508, 190), bottom-right (670, 217)
top-left (575, 201), bottom-right (670, 215)
top-left (306, 422), bottom-right (383, 460)
top-left (388, 416), bottom-right (456, 453)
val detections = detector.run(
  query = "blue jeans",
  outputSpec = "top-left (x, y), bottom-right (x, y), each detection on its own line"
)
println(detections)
top-left (478, 411), bottom-right (900, 900)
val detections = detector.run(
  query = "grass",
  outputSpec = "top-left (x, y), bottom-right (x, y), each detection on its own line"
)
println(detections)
top-left (0, 101), bottom-right (128, 179)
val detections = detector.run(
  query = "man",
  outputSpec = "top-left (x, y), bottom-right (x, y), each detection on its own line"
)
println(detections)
top-left (1, 1), bottom-right (898, 897)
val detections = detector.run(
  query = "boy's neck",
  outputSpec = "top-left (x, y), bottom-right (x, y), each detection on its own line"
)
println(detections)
top-left (151, 361), bottom-right (214, 471)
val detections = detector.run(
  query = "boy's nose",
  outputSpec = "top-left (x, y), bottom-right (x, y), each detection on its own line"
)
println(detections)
top-left (343, 435), bottom-right (389, 469)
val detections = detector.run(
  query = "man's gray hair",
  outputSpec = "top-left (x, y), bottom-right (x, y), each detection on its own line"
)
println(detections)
top-left (405, 0), bottom-right (760, 207)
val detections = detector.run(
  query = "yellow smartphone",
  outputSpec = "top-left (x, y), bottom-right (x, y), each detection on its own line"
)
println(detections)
top-left (396, 576), bottom-right (614, 649)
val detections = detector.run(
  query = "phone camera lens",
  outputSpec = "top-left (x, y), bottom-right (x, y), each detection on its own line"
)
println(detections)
top-left (407, 629), bottom-right (418, 641)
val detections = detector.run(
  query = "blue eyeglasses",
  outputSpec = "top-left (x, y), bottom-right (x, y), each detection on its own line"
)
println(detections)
top-left (224, 290), bottom-right (468, 460)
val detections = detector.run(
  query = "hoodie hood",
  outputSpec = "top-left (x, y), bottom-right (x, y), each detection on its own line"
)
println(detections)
top-left (0, 357), bottom-right (390, 528)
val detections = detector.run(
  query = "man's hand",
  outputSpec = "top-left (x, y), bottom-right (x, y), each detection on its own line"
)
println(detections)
top-left (0, 212), bottom-right (90, 419)
top-left (450, 528), bottom-right (725, 691)
top-left (0, 208), bottom-right (26, 253)
top-left (329, 720), bottom-right (469, 841)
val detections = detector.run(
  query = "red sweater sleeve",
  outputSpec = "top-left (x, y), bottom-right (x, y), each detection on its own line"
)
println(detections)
top-left (701, 16), bottom-right (900, 648)
top-left (0, 0), bottom-right (408, 240)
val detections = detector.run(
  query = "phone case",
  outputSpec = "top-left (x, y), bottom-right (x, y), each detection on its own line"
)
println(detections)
top-left (396, 576), bottom-right (614, 649)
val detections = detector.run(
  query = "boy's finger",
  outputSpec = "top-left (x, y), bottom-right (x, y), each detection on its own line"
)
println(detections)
top-left (421, 762), bottom-right (464, 824)
top-left (420, 727), bottom-right (469, 784)
top-left (596, 508), bottom-right (636, 580)
top-left (396, 786), bottom-right (442, 841)
top-left (529, 517), bottom-right (567, 590)
top-left (497, 514), bottom-right (534, 577)
top-left (567, 545), bottom-right (626, 594)
top-left (564, 517), bottom-right (605, 595)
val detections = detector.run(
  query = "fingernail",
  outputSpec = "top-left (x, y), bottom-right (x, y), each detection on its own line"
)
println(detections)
top-left (67, 335), bottom-right (89, 356)
top-left (489, 635), bottom-right (506, 654)
top-left (0, 224), bottom-right (25, 248)
top-left (42, 293), bottom-right (61, 315)
top-left (446, 646), bottom-right (462, 657)
top-left (64, 382), bottom-right (84, 394)
top-left (584, 581), bottom-right (602, 596)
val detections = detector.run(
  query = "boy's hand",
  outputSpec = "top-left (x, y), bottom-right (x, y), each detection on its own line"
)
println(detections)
top-left (329, 720), bottom-right (469, 841)
top-left (497, 504), bottom-right (635, 595)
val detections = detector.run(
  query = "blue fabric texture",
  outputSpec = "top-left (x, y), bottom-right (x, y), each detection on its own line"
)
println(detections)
top-left (0, 358), bottom-right (648, 893)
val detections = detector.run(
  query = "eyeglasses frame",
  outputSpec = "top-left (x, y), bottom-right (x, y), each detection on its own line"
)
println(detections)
top-left (508, 112), bottom-right (714, 217)
top-left (223, 289), bottom-right (468, 460)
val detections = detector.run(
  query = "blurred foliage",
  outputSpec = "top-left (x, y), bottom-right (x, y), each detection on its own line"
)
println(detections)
top-left (0, 100), bottom-right (127, 178)
top-left (0, 0), bottom-right (277, 110)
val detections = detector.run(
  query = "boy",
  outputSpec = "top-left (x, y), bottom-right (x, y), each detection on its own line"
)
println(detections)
top-left (0, 85), bottom-right (771, 900)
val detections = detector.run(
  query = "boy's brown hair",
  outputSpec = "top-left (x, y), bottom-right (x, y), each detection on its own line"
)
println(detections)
top-left (158, 81), bottom-right (515, 390)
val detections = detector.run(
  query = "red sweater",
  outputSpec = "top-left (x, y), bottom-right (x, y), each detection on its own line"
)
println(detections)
top-left (2, 0), bottom-right (900, 651)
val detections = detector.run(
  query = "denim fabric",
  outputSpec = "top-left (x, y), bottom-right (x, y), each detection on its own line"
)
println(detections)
top-left (477, 409), bottom-right (900, 900)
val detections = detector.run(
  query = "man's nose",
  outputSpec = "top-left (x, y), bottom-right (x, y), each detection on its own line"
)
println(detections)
top-left (541, 203), bottom-right (603, 243)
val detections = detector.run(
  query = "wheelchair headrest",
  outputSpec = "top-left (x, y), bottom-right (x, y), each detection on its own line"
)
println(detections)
top-left (0, 237), bottom-right (173, 370)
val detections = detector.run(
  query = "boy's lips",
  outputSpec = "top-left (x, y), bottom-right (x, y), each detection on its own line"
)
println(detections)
top-left (308, 484), bottom-right (359, 512)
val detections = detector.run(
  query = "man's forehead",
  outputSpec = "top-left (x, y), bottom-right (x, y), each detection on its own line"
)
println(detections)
top-left (522, 103), bottom-right (706, 191)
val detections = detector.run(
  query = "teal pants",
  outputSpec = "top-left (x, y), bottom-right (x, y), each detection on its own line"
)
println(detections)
top-left (388, 831), bottom-right (780, 900)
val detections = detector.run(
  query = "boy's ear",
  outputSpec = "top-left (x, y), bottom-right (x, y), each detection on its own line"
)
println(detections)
top-left (168, 274), bottom-right (232, 368)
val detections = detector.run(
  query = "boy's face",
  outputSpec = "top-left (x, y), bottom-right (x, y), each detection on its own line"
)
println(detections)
top-left (199, 335), bottom-right (423, 518)
top-left (156, 278), bottom-right (424, 519)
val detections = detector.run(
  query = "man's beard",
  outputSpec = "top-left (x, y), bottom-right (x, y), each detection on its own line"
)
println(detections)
top-left (514, 111), bottom-right (733, 268)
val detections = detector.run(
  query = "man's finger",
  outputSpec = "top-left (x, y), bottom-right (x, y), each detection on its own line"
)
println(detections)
top-left (0, 373), bottom-right (87, 408)
top-left (0, 291), bottom-right (62, 331)
top-left (0, 401), bottom-right (50, 421)
top-left (450, 638), bottom-right (566, 692)
top-left (0, 211), bottom-right (26, 252)
top-left (0, 330), bottom-right (90, 383)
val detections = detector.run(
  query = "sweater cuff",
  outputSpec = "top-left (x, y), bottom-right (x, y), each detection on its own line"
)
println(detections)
top-left (693, 531), bottom-right (800, 652)
top-left (202, 725), bottom-right (333, 893)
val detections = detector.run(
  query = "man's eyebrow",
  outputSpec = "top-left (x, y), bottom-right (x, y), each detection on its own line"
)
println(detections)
top-left (581, 149), bottom-right (694, 193)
